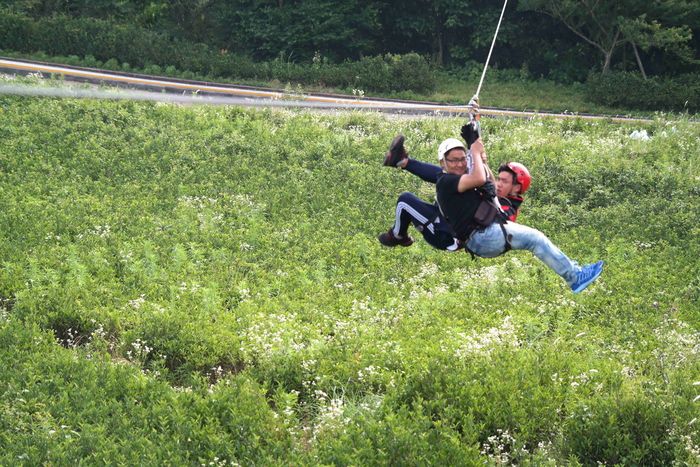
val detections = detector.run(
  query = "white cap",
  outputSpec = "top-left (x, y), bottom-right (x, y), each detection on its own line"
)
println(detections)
top-left (437, 138), bottom-right (466, 162)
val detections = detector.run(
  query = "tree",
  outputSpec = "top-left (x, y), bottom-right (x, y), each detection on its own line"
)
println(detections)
top-left (432, 0), bottom-right (503, 66)
top-left (379, 0), bottom-right (508, 67)
top-left (518, 0), bottom-right (693, 76)
top-left (220, 0), bottom-right (382, 62)
top-left (620, 15), bottom-right (693, 78)
top-left (0, 0), bottom-right (133, 19)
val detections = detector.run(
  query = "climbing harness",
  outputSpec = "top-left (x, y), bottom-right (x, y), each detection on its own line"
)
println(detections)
top-left (435, 188), bottom-right (512, 260)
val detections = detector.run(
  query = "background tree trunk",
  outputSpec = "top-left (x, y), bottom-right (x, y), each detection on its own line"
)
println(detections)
top-left (630, 40), bottom-right (647, 79)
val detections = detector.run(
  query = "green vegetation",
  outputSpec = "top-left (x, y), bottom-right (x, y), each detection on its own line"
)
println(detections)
top-left (0, 11), bottom-right (437, 95)
top-left (1, 76), bottom-right (700, 465)
top-left (585, 71), bottom-right (700, 114)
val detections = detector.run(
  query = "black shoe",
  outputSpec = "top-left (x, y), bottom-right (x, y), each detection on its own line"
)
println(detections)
top-left (378, 229), bottom-right (414, 247)
top-left (382, 134), bottom-right (408, 167)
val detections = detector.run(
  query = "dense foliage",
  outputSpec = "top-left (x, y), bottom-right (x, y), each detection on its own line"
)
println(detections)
top-left (1, 77), bottom-right (700, 465)
top-left (2, 1), bottom-right (699, 113)
top-left (0, 11), bottom-right (437, 94)
top-left (518, 0), bottom-right (698, 77)
top-left (1, 0), bottom-right (699, 84)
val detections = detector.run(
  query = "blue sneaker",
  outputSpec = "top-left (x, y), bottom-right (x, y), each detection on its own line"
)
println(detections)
top-left (571, 260), bottom-right (604, 294)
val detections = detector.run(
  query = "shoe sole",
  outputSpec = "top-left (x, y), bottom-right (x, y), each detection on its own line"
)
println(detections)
top-left (382, 135), bottom-right (405, 167)
top-left (572, 261), bottom-right (604, 294)
top-left (381, 152), bottom-right (393, 167)
top-left (378, 233), bottom-right (413, 247)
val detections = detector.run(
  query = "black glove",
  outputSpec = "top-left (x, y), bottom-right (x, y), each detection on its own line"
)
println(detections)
top-left (481, 179), bottom-right (497, 197)
top-left (461, 122), bottom-right (480, 149)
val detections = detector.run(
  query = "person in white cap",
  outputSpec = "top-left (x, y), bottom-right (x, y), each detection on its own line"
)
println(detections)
top-left (377, 126), bottom-right (493, 252)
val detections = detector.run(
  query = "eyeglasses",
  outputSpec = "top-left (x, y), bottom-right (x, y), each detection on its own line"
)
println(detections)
top-left (445, 157), bottom-right (468, 164)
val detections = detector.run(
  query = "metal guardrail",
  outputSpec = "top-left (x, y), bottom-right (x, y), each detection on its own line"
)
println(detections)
top-left (0, 57), bottom-right (661, 123)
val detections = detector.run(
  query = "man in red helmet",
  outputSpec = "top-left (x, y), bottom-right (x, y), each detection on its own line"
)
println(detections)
top-left (496, 162), bottom-right (530, 222)
top-left (434, 137), bottom-right (604, 294)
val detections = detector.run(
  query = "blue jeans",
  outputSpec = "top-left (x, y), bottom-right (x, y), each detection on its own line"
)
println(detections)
top-left (466, 222), bottom-right (580, 285)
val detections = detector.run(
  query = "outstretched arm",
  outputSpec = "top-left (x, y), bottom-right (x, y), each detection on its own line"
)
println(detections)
top-left (401, 154), bottom-right (475, 184)
top-left (401, 159), bottom-right (442, 183)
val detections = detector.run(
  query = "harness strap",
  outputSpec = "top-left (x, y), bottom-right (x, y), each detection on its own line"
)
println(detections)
top-left (497, 217), bottom-right (513, 253)
top-left (489, 197), bottom-right (513, 252)
top-left (418, 208), bottom-right (441, 231)
top-left (435, 194), bottom-right (512, 259)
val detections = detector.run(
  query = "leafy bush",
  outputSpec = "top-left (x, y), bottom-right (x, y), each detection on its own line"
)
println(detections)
top-left (83, 54), bottom-right (99, 68)
top-left (388, 53), bottom-right (438, 94)
top-left (346, 55), bottom-right (392, 92)
top-left (564, 394), bottom-right (679, 466)
top-left (0, 317), bottom-right (296, 465)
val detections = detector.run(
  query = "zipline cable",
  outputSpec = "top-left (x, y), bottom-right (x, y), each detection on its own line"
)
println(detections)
top-left (469, 0), bottom-right (509, 208)
top-left (474, 0), bottom-right (509, 101)
top-left (0, 59), bottom-right (668, 124)
top-left (467, 0), bottom-right (509, 141)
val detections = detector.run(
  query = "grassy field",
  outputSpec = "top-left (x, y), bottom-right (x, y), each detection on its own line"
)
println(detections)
top-left (433, 74), bottom-right (601, 114)
top-left (1, 78), bottom-right (700, 465)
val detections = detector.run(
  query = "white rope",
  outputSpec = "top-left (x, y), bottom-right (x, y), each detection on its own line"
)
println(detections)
top-left (475, 0), bottom-right (509, 100)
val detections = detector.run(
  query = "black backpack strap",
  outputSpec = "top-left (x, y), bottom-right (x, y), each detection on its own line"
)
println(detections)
top-left (496, 218), bottom-right (513, 253)
top-left (417, 208), bottom-right (441, 232)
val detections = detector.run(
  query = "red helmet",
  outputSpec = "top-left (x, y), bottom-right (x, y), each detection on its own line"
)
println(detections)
top-left (503, 162), bottom-right (531, 194)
